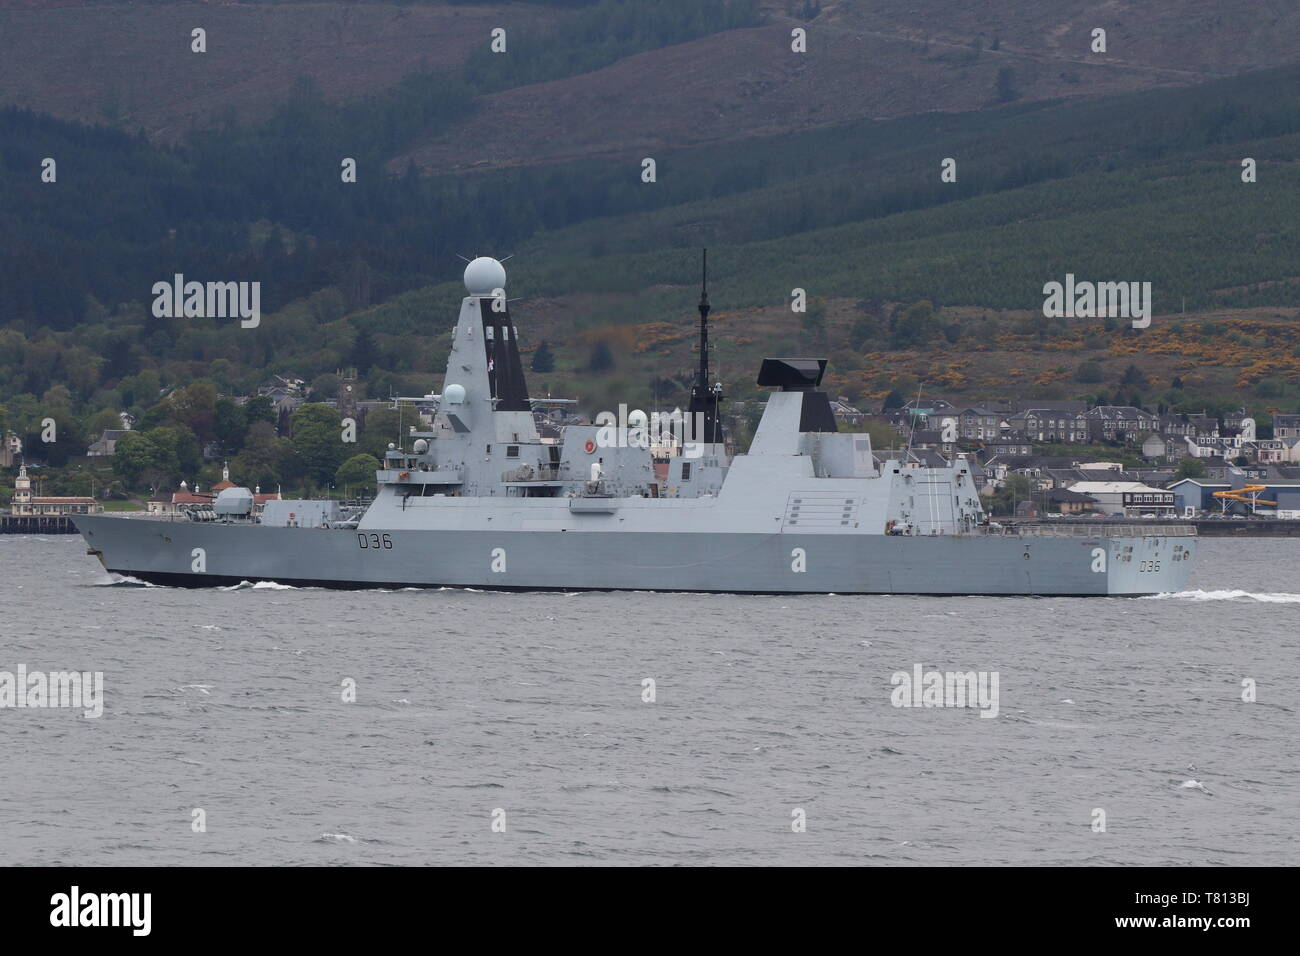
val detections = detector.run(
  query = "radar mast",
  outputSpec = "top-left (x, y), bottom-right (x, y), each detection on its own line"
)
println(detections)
top-left (688, 249), bottom-right (724, 444)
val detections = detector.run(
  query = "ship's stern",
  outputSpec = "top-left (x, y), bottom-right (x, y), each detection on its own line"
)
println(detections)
top-left (1102, 526), bottom-right (1196, 595)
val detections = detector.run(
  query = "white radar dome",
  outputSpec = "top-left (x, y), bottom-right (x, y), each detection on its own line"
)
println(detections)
top-left (444, 383), bottom-right (466, 404)
top-left (464, 257), bottom-right (506, 295)
top-left (413, 439), bottom-right (429, 454)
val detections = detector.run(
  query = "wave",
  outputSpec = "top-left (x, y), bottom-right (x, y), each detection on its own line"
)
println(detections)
top-left (1142, 589), bottom-right (1300, 603)
top-left (217, 580), bottom-right (301, 591)
top-left (97, 573), bottom-right (161, 588)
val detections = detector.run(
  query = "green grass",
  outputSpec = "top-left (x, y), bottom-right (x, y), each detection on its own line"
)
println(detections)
top-left (100, 500), bottom-right (145, 512)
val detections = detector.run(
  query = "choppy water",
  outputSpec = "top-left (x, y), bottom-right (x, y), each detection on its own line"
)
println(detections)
top-left (1, 534), bottom-right (1297, 866)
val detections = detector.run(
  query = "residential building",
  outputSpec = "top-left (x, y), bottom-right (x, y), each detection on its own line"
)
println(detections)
top-left (87, 429), bottom-right (130, 457)
top-left (1010, 408), bottom-right (1089, 443)
top-left (1, 432), bottom-right (20, 468)
top-left (955, 406), bottom-right (1003, 441)
top-left (1083, 405), bottom-right (1160, 442)
top-left (1142, 432), bottom-right (1188, 462)
top-left (1157, 415), bottom-right (1199, 438)
top-left (887, 398), bottom-right (958, 431)
top-left (1131, 469), bottom-right (1176, 488)
top-left (1008, 399), bottom-right (1087, 415)
top-left (985, 432), bottom-right (1032, 457)
top-left (908, 429), bottom-right (957, 458)
top-left (1204, 462), bottom-right (1263, 482)
top-left (1274, 414), bottom-right (1300, 441)
top-left (1257, 438), bottom-right (1300, 464)
top-left (1142, 433), bottom-right (1168, 461)
top-left (1187, 415), bottom-right (1220, 439)
top-left (1223, 407), bottom-right (1252, 435)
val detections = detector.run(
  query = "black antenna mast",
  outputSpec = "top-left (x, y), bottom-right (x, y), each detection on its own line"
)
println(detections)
top-left (697, 249), bottom-right (710, 391)
top-left (688, 249), bottom-right (724, 444)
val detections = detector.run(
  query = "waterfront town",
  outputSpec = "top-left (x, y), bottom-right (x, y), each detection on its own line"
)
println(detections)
top-left (4, 368), bottom-right (1299, 528)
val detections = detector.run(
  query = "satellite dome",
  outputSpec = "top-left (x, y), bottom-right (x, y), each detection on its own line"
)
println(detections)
top-left (464, 257), bottom-right (506, 295)
top-left (413, 439), bottom-right (429, 454)
top-left (444, 383), bottom-right (466, 404)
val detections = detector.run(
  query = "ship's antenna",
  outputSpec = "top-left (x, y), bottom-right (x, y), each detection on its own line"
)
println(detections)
top-left (396, 391), bottom-right (403, 452)
top-left (904, 382), bottom-right (924, 461)
top-left (697, 248), bottom-right (710, 392)
top-left (686, 248), bottom-right (723, 445)
top-left (653, 368), bottom-right (659, 428)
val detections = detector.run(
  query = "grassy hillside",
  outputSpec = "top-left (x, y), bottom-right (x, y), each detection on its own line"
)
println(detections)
top-left (0, 1), bottom-right (557, 139)
top-left (7, 0), bottom-right (1300, 160)
top-left (395, 0), bottom-right (1300, 170)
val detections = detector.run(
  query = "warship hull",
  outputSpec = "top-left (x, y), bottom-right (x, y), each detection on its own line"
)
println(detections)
top-left (71, 259), bottom-right (1198, 598)
top-left (74, 514), bottom-right (1194, 596)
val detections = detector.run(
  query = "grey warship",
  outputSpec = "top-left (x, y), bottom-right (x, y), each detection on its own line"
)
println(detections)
top-left (74, 256), bottom-right (1195, 595)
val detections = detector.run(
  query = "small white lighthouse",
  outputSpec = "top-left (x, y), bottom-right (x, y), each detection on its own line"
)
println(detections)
top-left (13, 462), bottom-right (32, 508)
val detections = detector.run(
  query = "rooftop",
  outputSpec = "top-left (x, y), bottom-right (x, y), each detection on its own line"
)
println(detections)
top-left (1067, 481), bottom-right (1169, 494)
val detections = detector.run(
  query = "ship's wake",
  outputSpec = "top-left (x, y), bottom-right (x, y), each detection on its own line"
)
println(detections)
top-left (96, 573), bottom-right (162, 588)
top-left (1142, 589), bottom-right (1300, 603)
top-left (218, 580), bottom-right (303, 591)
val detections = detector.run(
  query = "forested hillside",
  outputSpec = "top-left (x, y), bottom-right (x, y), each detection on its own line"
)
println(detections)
top-left (2, 0), bottom-right (1300, 500)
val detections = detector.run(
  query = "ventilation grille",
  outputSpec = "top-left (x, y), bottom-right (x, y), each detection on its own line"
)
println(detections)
top-left (783, 493), bottom-right (858, 531)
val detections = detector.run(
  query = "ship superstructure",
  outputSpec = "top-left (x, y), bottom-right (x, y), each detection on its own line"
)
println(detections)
top-left (74, 257), bottom-right (1195, 595)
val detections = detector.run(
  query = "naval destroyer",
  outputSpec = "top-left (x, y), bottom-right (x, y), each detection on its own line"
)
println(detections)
top-left (74, 256), bottom-right (1195, 595)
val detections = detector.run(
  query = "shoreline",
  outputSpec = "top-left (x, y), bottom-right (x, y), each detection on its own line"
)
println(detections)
top-left (1011, 518), bottom-right (1300, 537)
